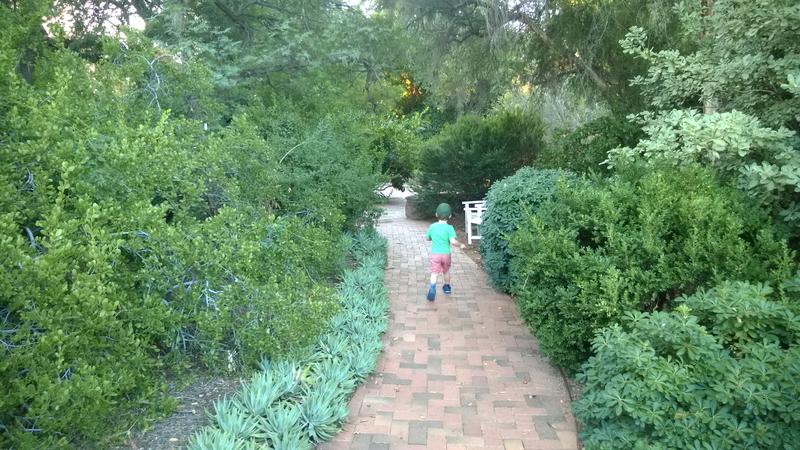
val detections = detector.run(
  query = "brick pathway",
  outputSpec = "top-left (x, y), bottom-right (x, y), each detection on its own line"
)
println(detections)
top-left (319, 195), bottom-right (578, 450)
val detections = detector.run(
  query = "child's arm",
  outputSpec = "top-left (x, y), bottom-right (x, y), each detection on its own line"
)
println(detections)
top-left (450, 237), bottom-right (466, 249)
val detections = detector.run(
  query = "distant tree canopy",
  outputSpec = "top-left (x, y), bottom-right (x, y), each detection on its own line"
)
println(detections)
top-left (376, 0), bottom-right (684, 114)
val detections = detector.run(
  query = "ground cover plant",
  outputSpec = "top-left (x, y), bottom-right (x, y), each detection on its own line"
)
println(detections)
top-left (187, 230), bottom-right (388, 449)
top-left (574, 279), bottom-right (800, 449)
top-left (509, 165), bottom-right (796, 373)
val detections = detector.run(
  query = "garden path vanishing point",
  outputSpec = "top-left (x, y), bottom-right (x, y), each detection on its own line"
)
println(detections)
top-left (319, 193), bottom-right (578, 450)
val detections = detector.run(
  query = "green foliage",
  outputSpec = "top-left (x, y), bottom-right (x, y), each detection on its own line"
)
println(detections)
top-left (608, 110), bottom-right (800, 235)
top-left (191, 230), bottom-right (388, 449)
top-left (188, 428), bottom-right (255, 450)
top-left (509, 165), bottom-right (796, 372)
top-left (413, 109), bottom-right (546, 213)
top-left (370, 113), bottom-right (424, 190)
top-left (479, 167), bottom-right (577, 292)
top-left (537, 116), bottom-right (644, 175)
top-left (0, 4), bottom-right (386, 447)
top-left (530, 0), bottom-right (682, 111)
top-left (622, 0), bottom-right (800, 131)
top-left (574, 280), bottom-right (800, 449)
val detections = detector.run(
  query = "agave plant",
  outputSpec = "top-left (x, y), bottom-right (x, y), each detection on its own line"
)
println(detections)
top-left (270, 433), bottom-right (314, 450)
top-left (209, 397), bottom-right (260, 439)
top-left (314, 333), bottom-right (350, 360)
top-left (300, 381), bottom-right (349, 442)
top-left (362, 299), bottom-right (388, 321)
top-left (187, 428), bottom-right (254, 450)
top-left (259, 402), bottom-right (305, 443)
top-left (314, 358), bottom-right (356, 395)
top-left (348, 344), bottom-right (379, 381)
top-left (342, 315), bottom-right (378, 341)
top-left (326, 313), bottom-right (349, 332)
top-left (258, 360), bottom-right (300, 398)
top-left (236, 371), bottom-right (284, 416)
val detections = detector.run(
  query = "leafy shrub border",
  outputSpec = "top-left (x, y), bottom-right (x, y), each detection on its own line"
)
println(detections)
top-left (187, 229), bottom-right (388, 449)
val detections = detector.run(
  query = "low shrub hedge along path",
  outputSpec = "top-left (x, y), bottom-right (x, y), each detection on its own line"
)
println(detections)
top-left (321, 194), bottom-right (577, 450)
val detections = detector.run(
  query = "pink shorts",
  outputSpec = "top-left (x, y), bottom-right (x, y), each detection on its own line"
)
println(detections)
top-left (430, 254), bottom-right (452, 274)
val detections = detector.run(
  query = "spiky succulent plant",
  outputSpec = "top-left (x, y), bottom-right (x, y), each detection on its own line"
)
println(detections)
top-left (300, 381), bottom-right (349, 442)
top-left (259, 402), bottom-right (305, 443)
top-left (210, 397), bottom-right (260, 439)
top-left (188, 428), bottom-right (255, 450)
top-left (235, 371), bottom-right (284, 416)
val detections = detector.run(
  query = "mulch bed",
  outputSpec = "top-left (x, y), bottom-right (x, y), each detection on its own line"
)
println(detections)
top-left (112, 377), bottom-right (241, 450)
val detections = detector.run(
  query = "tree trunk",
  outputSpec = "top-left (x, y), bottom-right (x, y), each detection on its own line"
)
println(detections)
top-left (702, 0), bottom-right (718, 114)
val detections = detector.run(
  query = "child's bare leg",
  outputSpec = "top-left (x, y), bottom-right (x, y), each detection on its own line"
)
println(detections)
top-left (430, 273), bottom-right (438, 284)
top-left (444, 271), bottom-right (451, 285)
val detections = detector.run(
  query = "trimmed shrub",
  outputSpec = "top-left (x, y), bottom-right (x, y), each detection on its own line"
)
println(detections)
top-left (537, 115), bottom-right (643, 175)
top-left (574, 280), bottom-right (800, 449)
top-left (479, 167), bottom-right (577, 292)
top-left (509, 165), bottom-right (796, 372)
top-left (412, 109), bottom-right (546, 215)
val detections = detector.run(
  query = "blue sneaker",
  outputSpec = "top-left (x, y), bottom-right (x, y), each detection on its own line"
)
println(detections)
top-left (426, 285), bottom-right (436, 301)
top-left (443, 284), bottom-right (452, 294)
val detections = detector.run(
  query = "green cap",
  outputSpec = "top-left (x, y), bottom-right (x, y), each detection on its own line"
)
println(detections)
top-left (435, 203), bottom-right (452, 218)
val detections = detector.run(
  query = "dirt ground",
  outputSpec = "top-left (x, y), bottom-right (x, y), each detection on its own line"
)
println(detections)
top-left (113, 377), bottom-right (241, 450)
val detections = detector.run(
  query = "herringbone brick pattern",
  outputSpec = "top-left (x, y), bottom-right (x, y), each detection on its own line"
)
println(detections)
top-left (319, 195), bottom-right (578, 450)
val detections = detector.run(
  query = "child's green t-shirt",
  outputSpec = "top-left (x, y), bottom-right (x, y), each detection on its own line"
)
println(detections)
top-left (426, 222), bottom-right (456, 254)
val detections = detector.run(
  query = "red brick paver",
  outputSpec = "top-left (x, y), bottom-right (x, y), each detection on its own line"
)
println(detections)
top-left (320, 195), bottom-right (578, 450)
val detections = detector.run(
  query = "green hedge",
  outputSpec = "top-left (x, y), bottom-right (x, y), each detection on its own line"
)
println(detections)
top-left (479, 167), bottom-right (577, 292)
top-left (574, 280), bottom-right (800, 449)
top-left (412, 109), bottom-right (546, 215)
top-left (188, 229), bottom-right (388, 449)
top-left (509, 165), bottom-right (796, 373)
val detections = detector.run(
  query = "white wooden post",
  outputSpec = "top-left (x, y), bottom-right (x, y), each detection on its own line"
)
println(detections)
top-left (462, 200), bottom-right (487, 245)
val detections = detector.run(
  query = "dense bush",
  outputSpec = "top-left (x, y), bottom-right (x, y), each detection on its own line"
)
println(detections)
top-left (479, 167), bottom-right (577, 292)
top-left (412, 109), bottom-right (546, 214)
top-left (574, 280), bottom-right (800, 449)
top-left (189, 229), bottom-right (388, 449)
top-left (509, 165), bottom-right (796, 372)
top-left (0, 22), bottom-right (382, 449)
top-left (537, 116), bottom-right (643, 174)
top-left (607, 110), bottom-right (800, 235)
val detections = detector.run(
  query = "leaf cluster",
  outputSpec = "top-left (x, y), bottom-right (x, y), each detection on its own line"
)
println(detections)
top-left (608, 109), bottom-right (800, 237)
top-left (574, 280), bottom-right (800, 449)
top-left (537, 115), bottom-right (644, 175)
top-left (622, 0), bottom-right (800, 131)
